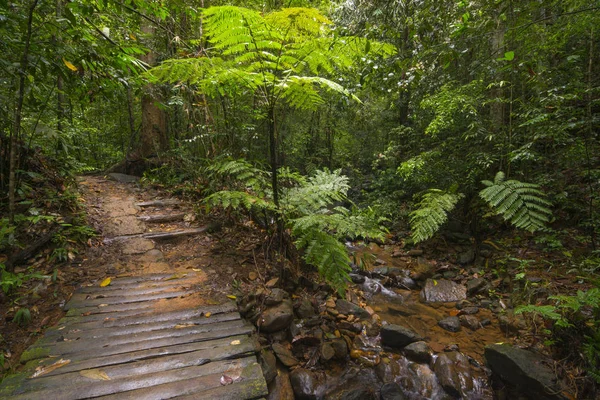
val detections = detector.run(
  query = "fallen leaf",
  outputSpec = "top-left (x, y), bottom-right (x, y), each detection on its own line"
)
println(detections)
top-left (204, 312), bottom-right (212, 318)
top-left (226, 295), bottom-right (237, 300)
top-left (175, 324), bottom-right (193, 329)
top-left (192, 268), bottom-right (202, 272)
top-left (449, 310), bottom-right (460, 317)
top-left (220, 374), bottom-right (233, 385)
top-left (31, 359), bottom-right (70, 378)
top-left (230, 339), bottom-right (241, 345)
top-left (98, 304), bottom-right (108, 307)
top-left (80, 369), bottom-right (111, 381)
top-left (100, 277), bottom-right (112, 287)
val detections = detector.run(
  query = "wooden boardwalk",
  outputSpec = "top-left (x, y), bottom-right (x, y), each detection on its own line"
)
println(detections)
top-left (0, 273), bottom-right (268, 399)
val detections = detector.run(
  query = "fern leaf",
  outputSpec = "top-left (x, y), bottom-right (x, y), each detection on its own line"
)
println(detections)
top-left (480, 172), bottom-right (552, 232)
top-left (410, 189), bottom-right (463, 243)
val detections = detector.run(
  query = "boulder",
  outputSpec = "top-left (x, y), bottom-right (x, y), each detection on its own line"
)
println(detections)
top-left (324, 369), bottom-right (380, 400)
top-left (331, 338), bottom-right (348, 359)
top-left (380, 382), bottom-right (407, 400)
top-left (420, 279), bottom-right (467, 303)
top-left (272, 342), bottom-right (299, 367)
top-left (433, 351), bottom-right (473, 398)
top-left (259, 300), bottom-right (293, 333)
top-left (265, 288), bottom-right (288, 306)
top-left (438, 316), bottom-right (461, 332)
top-left (290, 368), bottom-right (321, 400)
top-left (267, 365), bottom-right (294, 400)
top-left (259, 349), bottom-right (277, 383)
top-left (404, 341), bottom-right (432, 364)
top-left (320, 342), bottom-right (335, 362)
top-left (296, 298), bottom-right (316, 319)
top-left (381, 323), bottom-right (423, 349)
top-left (336, 299), bottom-right (370, 319)
top-left (485, 344), bottom-right (567, 400)
top-left (459, 315), bottom-right (480, 331)
top-left (466, 278), bottom-right (486, 295)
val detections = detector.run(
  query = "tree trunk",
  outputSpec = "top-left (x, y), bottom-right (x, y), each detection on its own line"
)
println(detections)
top-left (268, 106), bottom-right (279, 207)
top-left (9, 0), bottom-right (39, 224)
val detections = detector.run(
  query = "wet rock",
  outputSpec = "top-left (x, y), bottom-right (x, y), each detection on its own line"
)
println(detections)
top-left (381, 323), bottom-right (423, 348)
top-left (267, 365), bottom-right (294, 400)
top-left (410, 258), bottom-right (435, 280)
top-left (420, 279), bottom-right (467, 303)
top-left (457, 248), bottom-right (475, 265)
top-left (259, 300), bottom-right (293, 333)
top-left (259, 349), bottom-right (277, 383)
top-left (459, 315), bottom-right (480, 331)
top-left (325, 369), bottom-right (380, 400)
top-left (336, 299), bottom-right (370, 319)
top-left (265, 288), bottom-right (288, 306)
top-left (380, 382), bottom-right (407, 400)
top-left (321, 342), bottom-right (335, 362)
top-left (349, 273), bottom-right (365, 284)
top-left (407, 249), bottom-right (423, 256)
top-left (290, 368), bottom-right (321, 400)
top-left (397, 276), bottom-right (417, 290)
top-left (466, 278), bottom-right (486, 295)
top-left (485, 344), bottom-right (567, 400)
top-left (296, 298), bottom-right (316, 319)
top-left (374, 258), bottom-right (387, 266)
top-left (498, 313), bottom-right (527, 334)
top-left (404, 341), bottom-right (432, 363)
top-left (438, 316), bottom-right (461, 332)
top-left (433, 351), bottom-right (473, 398)
top-left (331, 338), bottom-right (348, 359)
top-left (272, 342), bottom-right (299, 367)
top-left (458, 306), bottom-right (479, 315)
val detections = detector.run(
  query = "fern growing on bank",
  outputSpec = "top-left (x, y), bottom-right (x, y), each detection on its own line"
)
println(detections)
top-left (203, 159), bottom-right (385, 294)
top-left (410, 189), bottom-right (464, 243)
top-left (480, 171), bottom-right (552, 232)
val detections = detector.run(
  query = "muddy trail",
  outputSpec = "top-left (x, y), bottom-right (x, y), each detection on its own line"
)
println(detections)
top-left (1, 174), bottom-right (573, 399)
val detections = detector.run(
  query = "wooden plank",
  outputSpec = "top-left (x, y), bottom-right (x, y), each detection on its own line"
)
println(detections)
top-left (21, 321), bottom-right (253, 363)
top-left (135, 199), bottom-right (181, 207)
top-left (137, 213), bottom-right (186, 223)
top-left (172, 372), bottom-right (269, 400)
top-left (25, 334), bottom-right (256, 378)
top-left (65, 300), bottom-right (168, 319)
top-left (53, 303), bottom-right (237, 334)
top-left (70, 283), bottom-right (197, 302)
top-left (12, 337), bottom-right (258, 394)
top-left (141, 228), bottom-right (207, 240)
top-left (76, 278), bottom-right (198, 294)
top-left (44, 311), bottom-right (241, 341)
top-left (11, 357), bottom-right (257, 400)
top-left (95, 359), bottom-right (265, 400)
top-left (64, 290), bottom-right (193, 310)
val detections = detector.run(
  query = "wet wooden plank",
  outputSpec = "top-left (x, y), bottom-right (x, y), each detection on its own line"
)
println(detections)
top-left (64, 290), bottom-right (193, 310)
top-left (12, 337), bottom-right (258, 394)
top-left (44, 311), bottom-right (242, 341)
top-left (172, 371), bottom-right (269, 400)
top-left (25, 334), bottom-right (256, 378)
top-left (55, 303), bottom-right (237, 333)
top-left (76, 278), bottom-right (198, 295)
top-left (11, 357), bottom-right (257, 400)
top-left (70, 283), bottom-right (197, 303)
top-left (65, 300), bottom-right (168, 318)
top-left (21, 321), bottom-right (253, 363)
top-left (95, 359), bottom-right (265, 400)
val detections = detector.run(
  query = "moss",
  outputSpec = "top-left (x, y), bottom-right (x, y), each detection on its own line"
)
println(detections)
top-left (20, 347), bottom-right (51, 363)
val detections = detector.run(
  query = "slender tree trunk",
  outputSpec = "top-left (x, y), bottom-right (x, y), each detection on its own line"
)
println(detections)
top-left (55, 0), bottom-right (64, 155)
top-left (9, 0), bottom-right (39, 224)
top-left (268, 106), bottom-right (279, 207)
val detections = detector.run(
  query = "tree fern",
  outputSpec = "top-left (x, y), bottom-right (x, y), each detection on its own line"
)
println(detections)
top-left (410, 189), bottom-right (464, 243)
top-left (280, 169), bottom-right (349, 215)
top-left (479, 171), bottom-right (552, 232)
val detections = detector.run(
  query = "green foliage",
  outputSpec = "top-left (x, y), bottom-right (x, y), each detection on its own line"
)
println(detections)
top-left (12, 308), bottom-right (31, 327)
top-left (410, 189), bottom-right (464, 243)
top-left (480, 172), bottom-right (552, 232)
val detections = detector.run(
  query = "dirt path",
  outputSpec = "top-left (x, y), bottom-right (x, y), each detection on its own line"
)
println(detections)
top-left (0, 175), bottom-right (268, 399)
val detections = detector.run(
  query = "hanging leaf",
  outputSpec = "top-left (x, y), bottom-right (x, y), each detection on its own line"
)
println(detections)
top-left (62, 58), bottom-right (78, 71)
top-left (100, 277), bottom-right (112, 287)
top-left (80, 369), bottom-right (111, 381)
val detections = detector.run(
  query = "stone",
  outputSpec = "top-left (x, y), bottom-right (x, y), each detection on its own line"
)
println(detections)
top-left (438, 316), bottom-right (461, 332)
top-left (459, 315), bottom-right (480, 331)
top-left (331, 338), bottom-right (348, 359)
top-left (272, 342), bottom-right (299, 367)
top-left (398, 276), bottom-right (417, 290)
top-left (485, 344), bottom-right (566, 400)
top-left (267, 365), bottom-right (294, 400)
top-left (265, 288), bottom-right (288, 306)
top-left (457, 248), bottom-right (475, 265)
top-left (420, 279), bottom-right (467, 303)
top-left (265, 277), bottom-right (279, 288)
top-left (259, 300), bottom-right (293, 333)
top-left (391, 250), bottom-right (404, 258)
top-left (335, 299), bottom-right (370, 319)
top-left (290, 368), bottom-right (321, 400)
top-left (466, 278), bottom-right (486, 295)
top-left (380, 382), bottom-right (407, 400)
top-left (380, 323), bottom-right (423, 349)
top-left (374, 258), bottom-right (387, 266)
top-left (410, 259), bottom-right (435, 280)
top-left (498, 313), bottom-right (527, 334)
top-left (458, 306), bottom-right (479, 315)
top-left (433, 351), bottom-right (473, 398)
top-left (324, 369), bottom-right (380, 400)
top-left (259, 349), bottom-right (277, 383)
top-left (121, 238), bottom-right (155, 255)
top-left (403, 341), bottom-right (432, 363)
top-left (320, 343), bottom-right (335, 362)
top-left (407, 249), bottom-right (424, 256)
top-left (296, 298), bottom-right (316, 319)
top-left (349, 273), bottom-right (365, 284)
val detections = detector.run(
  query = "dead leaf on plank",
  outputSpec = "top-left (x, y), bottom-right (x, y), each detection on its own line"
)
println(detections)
top-left (174, 324), bottom-right (194, 329)
top-left (80, 369), bottom-right (111, 381)
top-left (31, 359), bottom-right (71, 378)
top-left (204, 312), bottom-right (212, 318)
top-left (230, 339), bottom-right (241, 345)
top-left (100, 277), bottom-right (112, 287)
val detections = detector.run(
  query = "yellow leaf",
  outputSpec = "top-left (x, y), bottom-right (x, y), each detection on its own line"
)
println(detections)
top-left (80, 369), bottom-right (111, 381)
top-left (100, 277), bottom-right (112, 287)
top-left (226, 295), bottom-right (237, 300)
top-left (230, 340), bottom-right (241, 345)
top-left (62, 58), bottom-right (78, 72)
top-left (31, 359), bottom-right (71, 378)
top-left (204, 312), bottom-right (211, 318)
top-left (433, 280), bottom-right (438, 286)
top-left (129, 33), bottom-right (136, 41)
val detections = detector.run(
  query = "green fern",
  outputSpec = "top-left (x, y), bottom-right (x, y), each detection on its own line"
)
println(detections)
top-left (280, 169), bottom-right (349, 215)
top-left (410, 189), bottom-right (464, 243)
top-left (479, 171), bottom-right (552, 232)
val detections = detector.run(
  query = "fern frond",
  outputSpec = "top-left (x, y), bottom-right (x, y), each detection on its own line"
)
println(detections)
top-left (281, 169), bottom-right (349, 215)
top-left (410, 189), bottom-right (464, 243)
top-left (205, 191), bottom-right (275, 213)
top-left (480, 172), bottom-right (552, 232)
top-left (266, 8), bottom-right (332, 38)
